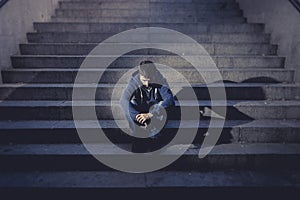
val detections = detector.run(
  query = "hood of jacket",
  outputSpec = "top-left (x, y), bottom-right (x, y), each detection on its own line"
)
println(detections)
top-left (130, 70), bottom-right (169, 88)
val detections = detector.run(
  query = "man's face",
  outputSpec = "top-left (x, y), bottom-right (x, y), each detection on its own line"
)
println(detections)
top-left (140, 75), bottom-right (151, 88)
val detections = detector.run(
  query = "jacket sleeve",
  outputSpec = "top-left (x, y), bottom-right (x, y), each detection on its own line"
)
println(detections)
top-left (120, 79), bottom-right (140, 122)
top-left (128, 93), bottom-right (141, 122)
top-left (150, 85), bottom-right (175, 115)
top-left (154, 74), bottom-right (175, 108)
top-left (159, 85), bottom-right (175, 108)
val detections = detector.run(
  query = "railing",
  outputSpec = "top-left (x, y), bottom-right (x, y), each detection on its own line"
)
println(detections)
top-left (0, 0), bottom-right (9, 9)
top-left (289, 0), bottom-right (300, 12)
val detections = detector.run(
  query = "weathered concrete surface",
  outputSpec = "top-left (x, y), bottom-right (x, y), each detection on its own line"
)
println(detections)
top-left (237, 0), bottom-right (300, 82)
top-left (0, 170), bottom-right (299, 188)
top-left (0, 0), bottom-right (59, 83)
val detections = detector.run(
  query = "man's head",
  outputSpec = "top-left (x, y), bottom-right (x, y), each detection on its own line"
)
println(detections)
top-left (139, 61), bottom-right (157, 88)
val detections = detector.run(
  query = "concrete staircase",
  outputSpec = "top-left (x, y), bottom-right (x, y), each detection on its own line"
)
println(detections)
top-left (0, 0), bottom-right (300, 192)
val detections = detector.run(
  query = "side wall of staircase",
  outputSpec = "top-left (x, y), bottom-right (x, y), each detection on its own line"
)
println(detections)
top-left (0, 0), bottom-right (60, 83)
top-left (237, 0), bottom-right (300, 82)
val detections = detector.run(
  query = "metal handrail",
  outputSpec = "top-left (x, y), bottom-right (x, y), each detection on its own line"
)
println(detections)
top-left (0, 0), bottom-right (9, 9)
top-left (289, 0), bottom-right (300, 12)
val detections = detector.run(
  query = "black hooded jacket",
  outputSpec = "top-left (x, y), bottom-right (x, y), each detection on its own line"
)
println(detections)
top-left (120, 70), bottom-right (175, 126)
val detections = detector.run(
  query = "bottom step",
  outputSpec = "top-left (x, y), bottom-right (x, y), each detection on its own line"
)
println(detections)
top-left (0, 170), bottom-right (299, 188)
top-left (0, 143), bottom-right (299, 171)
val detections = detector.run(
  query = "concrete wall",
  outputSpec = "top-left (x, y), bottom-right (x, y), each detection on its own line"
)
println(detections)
top-left (0, 0), bottom-right (60, 83)
top-left (237, 0), bottom-right (300, 83)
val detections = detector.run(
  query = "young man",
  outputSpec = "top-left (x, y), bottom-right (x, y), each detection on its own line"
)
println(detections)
top-left (120, 61), bottom-right (175, 152)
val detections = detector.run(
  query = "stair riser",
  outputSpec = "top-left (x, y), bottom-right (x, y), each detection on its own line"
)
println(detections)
top-left (2, 70), bottom-right (293, 84)
top-left (27, 33), bottom-right (271, 43)
top-left (0, 105), bottom-right (298, 120)
top-left (11, 56), bottom-right (284, 69)
top-left (0, 171), bottom-right (298, 189)
top-left (0, 154), bottom-right (299, 171)
top-left (0, 127), bottom-right (299, 144)
top-left (0, 86), bottom-right (298, 101)
top-left (55, 7), bottom-right (242, 12)
top-left (34, 23), bottom-right (264, 34)
top-left (69, 0), bottom-right (237, 3)
top-left (59, 2), bottom-right (240, 10)
top-left (54, 10), bottom-right (242, 18)
top-left (20, 44), bottom-right (277, 56)
top-left (51, 17), bottom-right (246, 23)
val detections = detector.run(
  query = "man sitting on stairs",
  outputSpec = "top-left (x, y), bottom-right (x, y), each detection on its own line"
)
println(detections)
top-left (120, 61), bottom-right (175, 153)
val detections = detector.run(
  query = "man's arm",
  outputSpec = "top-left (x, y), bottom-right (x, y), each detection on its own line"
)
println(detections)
top-left (159, 86), bottom-right (175, 108)
top-left (150, 86), bottom-right (175, 114)
top-left (129, 95), bottom-right (141, 123)
top-left (147, 85), bottom-right (175, 120)
top-left (120, 80), bottom-right (140, 123)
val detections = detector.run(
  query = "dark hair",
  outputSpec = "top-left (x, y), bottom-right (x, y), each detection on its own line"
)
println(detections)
top-left (139, 61), bottom-right (157, 79)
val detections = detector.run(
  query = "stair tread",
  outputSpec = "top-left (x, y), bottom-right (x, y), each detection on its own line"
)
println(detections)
top-left (27, 32), bottom-right (270, 36)
top-left (20, 42), bottom-right (274, 45)
top-left (0, 119), bottom-right (299, 129)
top-left (0, 143), bottom-right (299, 155)
top-left (27, 32), bottom-right (271, 44)
top-left (11, 55), bottom-right (283, 58)
top-left (1, 82), bottom-right (299, 88)
top-left (34, 21), bottom-right (260, 24)
top-left (33, 22), bottom-right (264, 33)
top-left (19, 42), bottom-right (276, 56)
top-left (0, 100), bottom-right (299, 107)
top-left (4, 68), bottom-right (292, 72)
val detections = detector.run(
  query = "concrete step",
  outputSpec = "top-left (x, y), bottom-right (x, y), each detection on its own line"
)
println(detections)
top-left (2, 68), bottom-right (294, 84)
top-left (0, 143), bottom-right (299, 170)
top-left (33, 22), bottom-right (265, 34)
top-left (68, 0), bottom-right (237, 3)
top-left (27, 32), bottom-right (271, 43)
top-left (58, 2), bottom-right (240, 10)
top-left (19, 43), bottom-right (277, 56)
top-left (1, 83), bottom-right (298, 101)
top-left (0, 120), bottom-right (299, 144)
top-left (0, 100), bottom-right (299, 120)
top-left (54, 7), bottom-right (243, 13)
top-left (51, 16), bottom-right (246, 23)
top-left (10, 55), bottom-right (285, 69)
top-left (54, 9), bottom-right (242, 18)
top-left (1, 170), bottom-right (299, 190)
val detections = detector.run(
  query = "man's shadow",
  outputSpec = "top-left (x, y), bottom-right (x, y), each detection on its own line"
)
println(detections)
top-left (172, 77), bottom-right (281, 146)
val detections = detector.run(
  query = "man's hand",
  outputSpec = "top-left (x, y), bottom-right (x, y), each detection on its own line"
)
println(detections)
top-left (136, 113), bottom-right (153, 125)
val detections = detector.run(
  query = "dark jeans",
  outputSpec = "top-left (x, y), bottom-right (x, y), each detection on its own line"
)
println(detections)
top-left (131, 106), bottom-right (175, 153)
